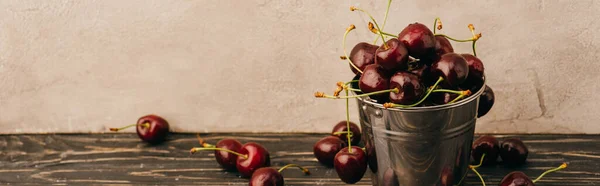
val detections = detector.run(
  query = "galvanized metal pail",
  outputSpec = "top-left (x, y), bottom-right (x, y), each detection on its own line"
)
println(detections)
top-left (350, 75), bottom-right (485, 186)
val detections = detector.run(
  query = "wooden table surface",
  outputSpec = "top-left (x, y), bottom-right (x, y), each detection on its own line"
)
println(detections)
top-left (0, 133), bottom-right (598, 185)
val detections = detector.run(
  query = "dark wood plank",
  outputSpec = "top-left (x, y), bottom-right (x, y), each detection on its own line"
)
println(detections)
top-left (0, 133), bottom-right (598, 185)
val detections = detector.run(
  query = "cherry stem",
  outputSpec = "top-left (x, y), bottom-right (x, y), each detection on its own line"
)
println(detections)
top-left (342, 24), bottom-right (363, 74)
top-left (468, 24), bottom-right (481, 56)
top-left (332, 131), bottom-right (353, 137)
top-left (345, 80), bottom-right (358, 85)
top-left (278, 164), bottom-right (311, 175)
top-left (384, 77), bottom-right (444, 108)
top-left (449, 94), bottom-right (467, 104)
top-left (373, 0), bottom-right (392, 44)
top-left (432, 89), bottom-right (470, 95)
top-left (433, 17), bottom-right (442, 34)
top-left (109, 123), bottom-right (149, 132)
top-left (532, 163), bottom-right (568, 183)
top-left (434, 34), bottom-right (476, 42)
top-left (347, 87), bottom-right (362, 92)
top-left (470, 168), bottom-right (486, 186)
top-left (189, 147), bottom-right (248, 159)
top-left (196, 134), bottom-right (214, 148)
top-left (345, 88), bottom-right (352, 153)
top-left (315, 88), bottom-right (399, 99)
top-left (455, 154), bottom-right (486, 186)
top-left (351, 6), bottom-right (388, 49)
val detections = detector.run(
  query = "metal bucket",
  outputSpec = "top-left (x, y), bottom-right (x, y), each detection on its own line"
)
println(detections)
top-left (350, 75), bottom-right (485, 186)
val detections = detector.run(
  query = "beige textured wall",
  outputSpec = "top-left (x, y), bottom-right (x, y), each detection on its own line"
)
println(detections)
top-left (1, 0), bottom-right (599, 134)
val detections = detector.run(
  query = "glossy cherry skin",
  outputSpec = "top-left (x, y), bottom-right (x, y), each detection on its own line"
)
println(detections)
top-left (398, 22), bottom-right (436, 59)
top-left (430, 53), bottom-right (469, 88)
top-left (349, 42), bottom-right (379, 74)
top-left (331, 121), bottom-right (361, 145)
top-left (237, 142), bottom-right (271, 178)
top-left (375, 38), bottom-right (409, 72)
top-left (249, 167), bottom-right (283, 186)
top-left (435, 35), bottom-right (454, 57)
top-left (409, 63), bottom-right (430, 83)
top-left (471, 135), bottom-right (499, 165)
top-left (214, 138), bottom-right (243, 171)
top-left (313, 136), bottom-right (347, 167)
top-left (429, 92), bottom-right (459, 105)
top-left (359, 64), bottom-right (391, 103)
top-left (478, 85), bottom-right (495, 118)
top-left (500, 138), bottom-right (529, 166)
top-left (459, 53), bottom-right (485, 93)
top-left (499, 171), bottom-right (534, 186)
top-left (389, 71), bottom-right (424, 105)
top-left (382, 168), bottom-right (398, 186)
top-left (334, 146), bottom-right (367, 184)
top-left (136, 114), bottom-right (169, 144)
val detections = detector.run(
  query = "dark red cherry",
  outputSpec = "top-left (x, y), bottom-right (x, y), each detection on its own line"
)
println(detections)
top-left (214, 138), bottom-right (243, 171)
top-left (382, 168), bottom-right (399, 186)
top-left (334, 146), bottom-right (367, 184)
top-left (398, 22), bottom-right (436, 59)
top-left (429, 92), bottom-right (459, 105)
top-left (499, 171), bottom-right (534, 186)
top-left (500, 138), bottom-right (529, 166)
top-left (409, 63), bottom-right (430, 82)
top-left (135, 114), bottom-right (170, 144)
top-left (237, 142), bottom-right (271, 178)
top-left (359, 64), bottom-right (391, 103)
top-left (375, 38), bottom-right (409, 71)
top-left (313, 136), bottom-right (347, 167)
top-left (389, 71), bottom-right (425, 105)
top-left (349, 42), bottom-right (379, 74)
top-left (439, 166), bottom-right (454, 186)
top-left (435, 35), bottom-right (454, 57)
top-left (249, 167), bottom-right (283, 186)
top-left (459, 53), bottom-right (485, 93)
top-left (430, 53), bottom-right (469, 88)
top-left (331, 121), bottom-right (361, 145)
top-left (478, 85), bottom-right (495, 118)
top-left (471, 135), bottom-right (499, 165)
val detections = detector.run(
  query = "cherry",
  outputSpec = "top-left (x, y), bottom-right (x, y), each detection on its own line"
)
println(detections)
top-left (374, 38), bottom-right (409, 71)
top-left (459, 53), bottom-right (485, 93)
top-left (349, 42), bottom-right (379, 74)
top-left (471, 135), bottom-right (499, 165)
top-left (500, 138), bottom-right (529, 166)
top-left (358, 64), bottom-right (391, 103)
top-left (389, 71), bottom-right (424, 105)
top-left (190, 142), bottom-right (271, 178)
top-left (249, 164), bottom-right (310, 186)
top-left (499, 163), bottom-right (567, 186)
top-left (397, 22), bottom-right (436, 59)
top-left (334, 146), bottom-right (367, 184)
top-left (313, 136), bottom-right (347, 167)
top-left (331, 121), bottom-right (361, 145)
top-left (478, 85), bottom-right (495, 118)
top-left (109, 114), bottom-right (169, 144)
top-left (408, 62), bottom-right (430, 83)
top-left (430, 53), bottom-right (469, 88)
top-left (214, 138), bottom-right (243, 171)
top-left (382, 168), bottom-right (398, 186)
top-left (435, 35), bottom-right (454, 58)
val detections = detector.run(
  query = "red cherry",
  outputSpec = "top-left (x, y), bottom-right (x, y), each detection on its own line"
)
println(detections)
top-left (110, 114), bottom-right (170, 144)
top-left (374, 38), bottom-right (409, 72)
top-left (313, 136), bottom-right (346, 167)
top-left (398, 22), bottom-right (436, 59)
top-left (331, 121), bottom-right (361, 145)
top-left (214, 138), bottom-right (242, 171)
top-left (334, 146), bottom-right (367, 184)
top-left (237, 142), bottom-right (271, 178)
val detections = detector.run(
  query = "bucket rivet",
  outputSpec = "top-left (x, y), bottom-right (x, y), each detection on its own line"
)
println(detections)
top-left (375, 109), bottom-right (383, 117)
top-left (362, 105), bottom-right (368, 111)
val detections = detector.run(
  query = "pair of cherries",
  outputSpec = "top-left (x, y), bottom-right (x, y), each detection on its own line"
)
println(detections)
top-left (313, 121), bottom-right (367, 184)
top-left (190, 136), bottom-right (312, 185)
top-left (471, 135), bottom-right (567, 185)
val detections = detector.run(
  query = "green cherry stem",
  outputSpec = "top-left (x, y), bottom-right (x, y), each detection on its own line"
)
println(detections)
top-left (345, 88), bottom-right (352, 153)
top-left (432, 89), bottom-right (470, 95)
top-left (468, 24), bottom-right (482, 56)
top-left (449, 94), bottom-right (468, 104)
top-left (196, 134), bottom-right (215, 148)
top-left (373, 0), bottom-right (392, 44)
top-left (456, 154), bottom-right (487, 186)
top-left (470, 168), bottom-right (486, 186)
top-left (315, 88), bottom-right (399, 99)
top-left (347, 87), bottom-right (362, 92)
top-left (342, 24), bottom-right (362, 74)
top-left (351, 6), bottom-right (388, 49)
top-left (278, 164), bottom-right (311, 175)
top-left (109, 123), bottom-right (149, 132)
top-left (532, 163), bottom-right (568, 183)
top-left (190, 147), bottom-right (248, 159)
top-left (433, 17), bottom-right (442, 34)
top-left (384, 77), bottom-right (444, 108)
top-left (332, 131), bottom-right (353, 136)
top-left (434, 34), bottom-right (476, 42)
top-left (345, 80), bottom-right (359, 85)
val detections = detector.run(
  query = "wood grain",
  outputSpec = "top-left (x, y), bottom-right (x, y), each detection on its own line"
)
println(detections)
top-left (0, 133), bottom-right (598, 185)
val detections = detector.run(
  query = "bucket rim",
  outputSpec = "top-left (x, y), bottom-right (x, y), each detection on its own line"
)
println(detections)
top-left (350, 74), bottom-right (486, 112)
